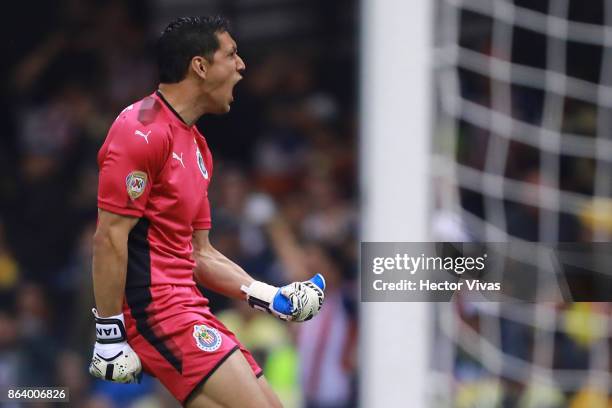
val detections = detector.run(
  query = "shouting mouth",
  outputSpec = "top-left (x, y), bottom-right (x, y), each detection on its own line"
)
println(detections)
top-left (230, 76), bottom-right (243, 102)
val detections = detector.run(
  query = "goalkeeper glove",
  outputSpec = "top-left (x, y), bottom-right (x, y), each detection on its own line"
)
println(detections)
top-left (241, 274), bottom-right (326, 322)
top-left (88, 309), bottom-right (142, 384)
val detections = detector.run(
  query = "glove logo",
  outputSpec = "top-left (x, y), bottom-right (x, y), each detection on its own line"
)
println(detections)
top-left (192, 324), bottom-right (221, 352)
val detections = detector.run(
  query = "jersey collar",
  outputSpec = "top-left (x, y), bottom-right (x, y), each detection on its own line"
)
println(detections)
top-left (155, 90), bottom-right (192, 129)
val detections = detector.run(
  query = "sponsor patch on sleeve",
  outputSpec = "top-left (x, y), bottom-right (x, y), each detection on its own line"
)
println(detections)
top-left (125, 171), bottom-right (148, 200)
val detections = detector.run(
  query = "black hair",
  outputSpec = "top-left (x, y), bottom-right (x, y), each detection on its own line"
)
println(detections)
top-left (157, 16), bottom-right (231, 83)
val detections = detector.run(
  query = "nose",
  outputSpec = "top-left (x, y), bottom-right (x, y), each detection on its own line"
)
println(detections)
top-left (237, 54), bottom-right (246, 72)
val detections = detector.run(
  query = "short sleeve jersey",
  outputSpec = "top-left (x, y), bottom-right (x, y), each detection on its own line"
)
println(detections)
top-left (97, 91), bottom-right (213, 287)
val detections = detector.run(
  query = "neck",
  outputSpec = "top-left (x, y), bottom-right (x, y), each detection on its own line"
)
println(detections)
top-left (157, 80), bottom-right (209, 126)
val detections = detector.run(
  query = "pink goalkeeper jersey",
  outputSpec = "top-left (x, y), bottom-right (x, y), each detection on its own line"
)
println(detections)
top-left (97, 91), bottom-right (213, 287)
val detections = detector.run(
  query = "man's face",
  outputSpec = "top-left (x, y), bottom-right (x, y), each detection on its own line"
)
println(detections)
top-left (204, 31), bottom-right (246, 113)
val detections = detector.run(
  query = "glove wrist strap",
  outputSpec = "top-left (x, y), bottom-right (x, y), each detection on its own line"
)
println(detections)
top-left (93, 308), bottom-right (127, 344)
top-left (242, 281), bottom-right (278, 313)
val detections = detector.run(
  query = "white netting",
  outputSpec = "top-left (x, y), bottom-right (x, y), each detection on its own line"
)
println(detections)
top-left (433, 0), bottom-right (612, 406)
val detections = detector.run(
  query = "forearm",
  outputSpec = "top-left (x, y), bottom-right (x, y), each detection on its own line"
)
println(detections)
top-left (92, 230), bottom-right (128, 316)
top-left (193, 247), bottom-right (254, 300)
top-left (191, 230), bottom-right (325, 322)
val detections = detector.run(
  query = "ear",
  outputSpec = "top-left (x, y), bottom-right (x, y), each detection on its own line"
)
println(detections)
top-left (191, 56), bottom-right (208, 79)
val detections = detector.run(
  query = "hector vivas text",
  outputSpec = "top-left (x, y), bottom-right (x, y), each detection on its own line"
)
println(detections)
top-left (371, 253), bottom-right (501, 292)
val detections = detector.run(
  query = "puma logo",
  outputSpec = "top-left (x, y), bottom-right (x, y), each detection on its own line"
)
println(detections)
top-left (173, 152), bottom-right (185, 168)
top-left (134, 130), bottom-right (151, 143)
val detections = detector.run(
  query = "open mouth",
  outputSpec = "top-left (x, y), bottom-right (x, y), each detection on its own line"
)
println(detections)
top-left (230, 77), bottom-right (242, 102)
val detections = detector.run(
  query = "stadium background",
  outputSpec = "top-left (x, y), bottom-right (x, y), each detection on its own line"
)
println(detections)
top-left (4, 0), bottom-right (611, 407)
top-left (0, 1), bottom-right (358, 407)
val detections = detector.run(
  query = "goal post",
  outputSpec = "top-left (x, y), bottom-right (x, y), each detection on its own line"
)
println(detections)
top-left (360, 0), bottom-right (433, 406)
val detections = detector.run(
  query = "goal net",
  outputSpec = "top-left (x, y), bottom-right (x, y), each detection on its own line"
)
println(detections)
top-left (432, 0), bottom-right (612, 406)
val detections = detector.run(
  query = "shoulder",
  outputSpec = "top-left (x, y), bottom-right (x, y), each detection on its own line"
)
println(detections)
top-left (114, 96), bottom-right (171, 136)
top-left (99, 99), bottom-right (174, 172)
top-left (108, 97), bottom-right (173, 151)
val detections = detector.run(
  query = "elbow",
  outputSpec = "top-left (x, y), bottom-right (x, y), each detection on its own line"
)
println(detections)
top-left (193, 260), bottom-right (207, 285)
top-left (92, 227), bottom-right (122, 261)
top-left (193, 249), bottom-right (214, 285)
top-left (92, 229), bottom-right (109, 253)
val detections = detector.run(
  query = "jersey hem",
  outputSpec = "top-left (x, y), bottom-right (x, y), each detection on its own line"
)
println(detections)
top-left (98, 201), bottom-right (144, 218)
top-left (192, 222), bottom-right (212, 230)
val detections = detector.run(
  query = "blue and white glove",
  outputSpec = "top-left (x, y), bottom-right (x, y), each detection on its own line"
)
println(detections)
top-left (241, 274), bottom-right (326, 322)
top-left (89, 309), bottom-right (142, 383)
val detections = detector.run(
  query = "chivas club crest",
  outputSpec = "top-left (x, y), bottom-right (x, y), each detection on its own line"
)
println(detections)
top-left (196, 148), bottom-right (209, 179)
top-left (193, 324), bottom-right (221, 352)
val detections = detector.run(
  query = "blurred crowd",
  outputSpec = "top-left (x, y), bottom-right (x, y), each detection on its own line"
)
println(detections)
top-left (435, 1), bottom-right (612, 407)
top-left (1, 1), bottom-right (358, 407)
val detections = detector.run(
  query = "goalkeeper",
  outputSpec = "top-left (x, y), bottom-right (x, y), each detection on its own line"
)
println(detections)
top-left (90, 16), bottom-right (325, 408)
